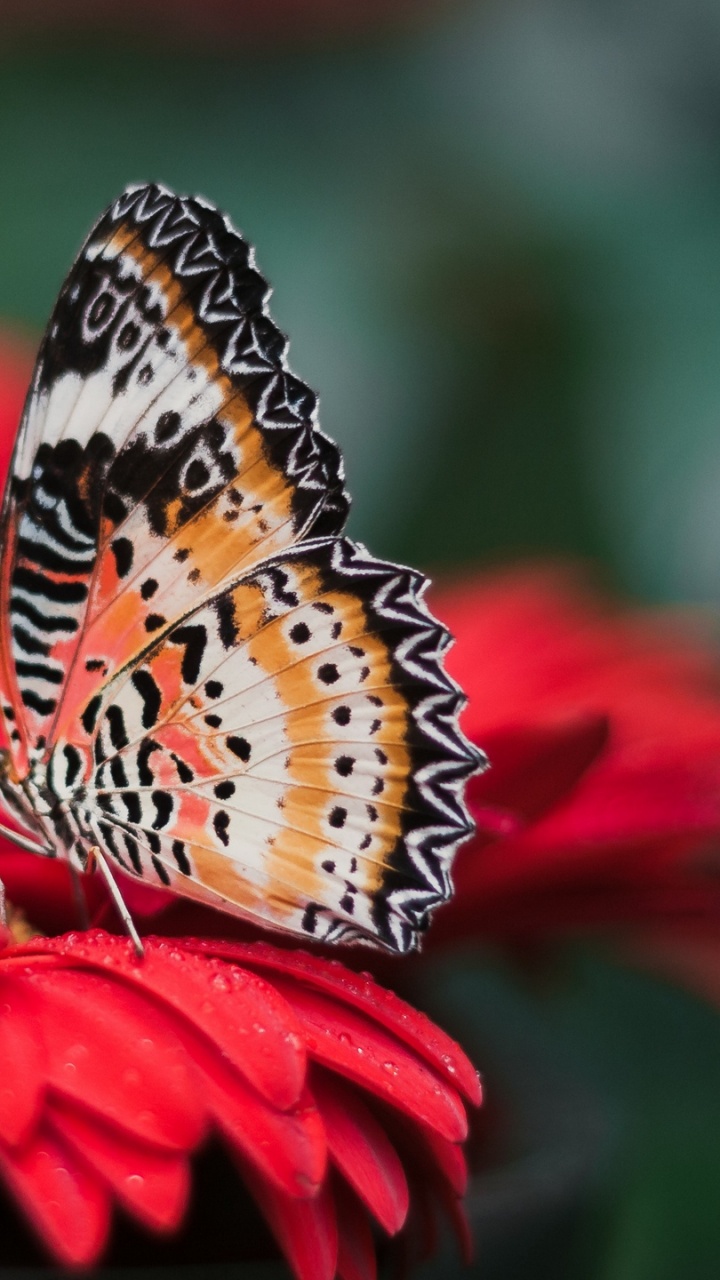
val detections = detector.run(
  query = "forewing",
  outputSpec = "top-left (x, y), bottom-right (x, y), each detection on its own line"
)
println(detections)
top-left (50, 539), bottom-right (482, 953)
top-left (0, 183), bottom-right (348, 771)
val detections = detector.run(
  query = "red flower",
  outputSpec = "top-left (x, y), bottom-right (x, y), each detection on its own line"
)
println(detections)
top-left (429, 564), bottom-right (720, 946)
top-left (0, 927), bottom-right (480, 1276)
top-left (0, 327), bottom-right (33, 483)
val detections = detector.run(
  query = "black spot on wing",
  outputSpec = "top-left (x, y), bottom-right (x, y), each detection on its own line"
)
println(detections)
top-left (21, 689), bottom-right (56, 716)
top-left (151, 790), bottom-right (173, 830)
top-left (152, 855), bottom-right (171, 886)
top-left (171, 624), bottom-right (207, 685)
top-left (172, 839), bottom-right (191, 875)
top-left (106, 705), bottom-right (129, 750)
top-left (213, 811), bottom-right (230, 847)
top-left (109, 537), bottom-right (133, 578)
top-left (131, 670), bottom-right (162, 729)
top-left (81, 694), bottom-right (102, 734)
top-left (137, 739), bottom-right (161, 786)
top-left (63, 744), bottom-right (83, 790)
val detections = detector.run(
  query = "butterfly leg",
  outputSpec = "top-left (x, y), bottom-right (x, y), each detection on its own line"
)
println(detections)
top-left (67, 864), bottom-right (91, 931)
top-left (86, 844), bottom-right (144, 958)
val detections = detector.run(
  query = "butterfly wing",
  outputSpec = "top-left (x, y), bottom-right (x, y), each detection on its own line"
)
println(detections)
top-left (47, 539), bottom-right (480, 952)
top-left (0, 182), bottom-right (481, 950)
top-left (0, 183), bottom-right (348, 773)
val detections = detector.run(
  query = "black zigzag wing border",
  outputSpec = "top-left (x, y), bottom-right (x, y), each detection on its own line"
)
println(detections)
top-left (36, 181), bottom-right (350, 539)
top-left (280, 536), bottom-right (486, 954)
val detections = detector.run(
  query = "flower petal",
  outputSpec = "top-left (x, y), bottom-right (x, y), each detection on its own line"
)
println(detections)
top-left (0, 976), bottom-right (46, 1146)
top-left (45, 1094), bottom-right (190, 1232)
top-left (25, 934), bottom-right (307, 1110)
top-left (184, 939), bottom-right (482, 1106)
top-left (243, 1162), bottom-right (338, 1280)
top-left (472, 716), bottom-right (609, 824)
top-left (11, 969), bottom-right (204, 1151)
top-left (334, 1178), bottom-right (377, 1280)
top-left (0, 1119), bottom-right (110, 1266)
top-left (417, 1128), bottom-right (468, 1197)
top-left (180, 1019), bottom-right (326, 1196)
top-left (313, 1068), bottom-right (408, 1234)
top-left (272, 979), bottom-right (468, 1141)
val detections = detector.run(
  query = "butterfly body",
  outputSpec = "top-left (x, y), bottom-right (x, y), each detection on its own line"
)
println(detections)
top-left (0, 184), bottom-right (482, 952)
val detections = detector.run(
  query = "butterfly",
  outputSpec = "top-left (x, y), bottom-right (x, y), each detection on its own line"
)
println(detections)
top-left (0, 183), bottom-right (483, 954)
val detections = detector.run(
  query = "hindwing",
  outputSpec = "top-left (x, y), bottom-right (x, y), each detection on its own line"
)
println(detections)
top-left (45, 539), bottom-right (478, 951)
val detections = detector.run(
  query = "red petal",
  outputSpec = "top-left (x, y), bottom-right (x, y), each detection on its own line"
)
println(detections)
top-left (472, 716), bottom-right (609, 823)
top-left (11, 969), bottom-right (204, 1151)
top-left (0, 331), bottom-right (33, 493)
top-left (0, 852), bottom-right (83, 935)
top-left (418, 1128), bottom-right (467, 1197)
top-left (184, 939), bottom-right (482, 1106)
top-left (244, 1166), bottom-right (338, 1280)
top-left (25, 934), bottom-right (307, 1110)
top-left (181, 1019), bottom-right (326, 1196)
top-left (433, 1175), bottom-right (473, 1263)
top-left (0, 976), bottom-right (46, 1146)
top-left (313, 1068), bottom-right (408, 1234)
top-left (0, 1119), bottom-right (110, 1266)
top-left (46, 1094), bottom-right (189, 1232)
top-left (334, 1178), bottom-right (377, 1280)
top-left (271, 980), bottom-right (468, 1141)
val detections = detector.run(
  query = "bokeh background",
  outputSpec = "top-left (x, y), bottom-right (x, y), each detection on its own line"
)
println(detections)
top-left (3, 2), bottom-right (720, 1277)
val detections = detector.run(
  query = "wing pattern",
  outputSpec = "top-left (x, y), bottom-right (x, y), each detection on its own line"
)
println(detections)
top-left (0, 183), bottom-right (348, 767)
top-left (0, 184), bottom-right (482, 952)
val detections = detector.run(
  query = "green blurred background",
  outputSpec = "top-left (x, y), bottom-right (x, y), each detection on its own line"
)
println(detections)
top-left (3, 2), bottom-right (720, 1276)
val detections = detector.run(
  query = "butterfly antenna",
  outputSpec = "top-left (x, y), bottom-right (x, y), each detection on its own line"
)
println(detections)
top-left (88, 844), bottom-right (144, 958)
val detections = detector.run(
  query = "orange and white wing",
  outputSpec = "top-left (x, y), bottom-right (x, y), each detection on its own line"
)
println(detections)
top-left (0, 184), bottom-right (348, 775)
top-left (47, 539), bottom-right (482, 952)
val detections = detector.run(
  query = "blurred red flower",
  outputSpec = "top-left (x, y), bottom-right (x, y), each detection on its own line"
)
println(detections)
top-left (0, 927), bottom-right (480, 1275)
top-left (430, 565), bottom-right (720, 947)
top-left (0, 327), bottom-right (32, 482)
